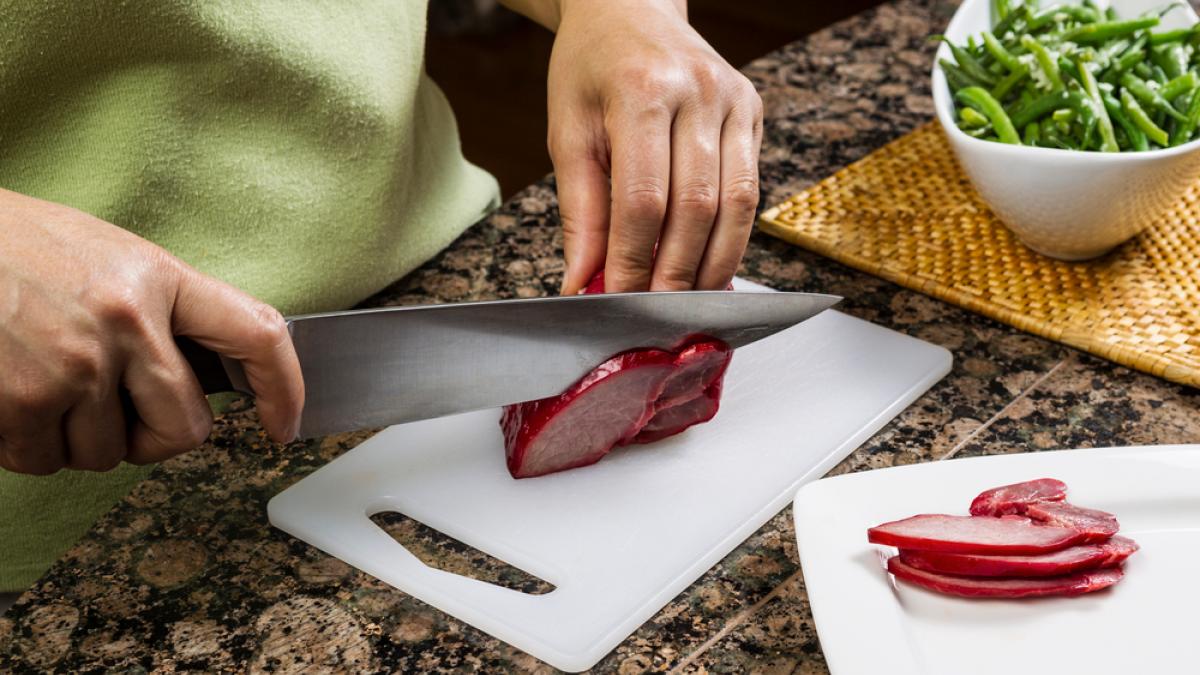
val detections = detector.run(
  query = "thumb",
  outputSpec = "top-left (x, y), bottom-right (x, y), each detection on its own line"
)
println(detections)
top-left (553, 139), bottom-right (612, 295)
top-left (172, 267), bottom-right (304, 442)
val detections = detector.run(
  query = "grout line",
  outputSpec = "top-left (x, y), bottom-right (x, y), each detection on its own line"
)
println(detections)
top-left (668, 355), bottom-right (1072, 671)
top-left (937, 357), bottom-right (1068, 462)
top-left (668, 568), bottom-right (805, 674)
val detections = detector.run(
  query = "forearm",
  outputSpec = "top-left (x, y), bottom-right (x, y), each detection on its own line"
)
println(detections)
top-left (497, 0), bottom-right (686, 31)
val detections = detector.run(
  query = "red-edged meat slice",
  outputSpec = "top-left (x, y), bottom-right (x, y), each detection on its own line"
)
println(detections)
top-left (632, 341), bottom-right (731, 444)
top-left (887, 556), bottom-right (1124, 598)
top-left (502, 349), bottom-right (677, 478)
top-left (969, 478), bottom-right (1068, 516)
top-left (1098, 535), bottom-right (1140, 566)
top-left (868, 514), bottom-right (1085, 554)
top-left (898, 542), bottom-right (1121, 578)
top-left (502, 270), bottom-right (732, 478)
top-left (1024, 501), bottom-right (1120, 543)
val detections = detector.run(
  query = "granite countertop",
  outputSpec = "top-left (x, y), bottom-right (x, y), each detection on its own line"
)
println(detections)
top-left (4, 0), bottom-right (1199, 672)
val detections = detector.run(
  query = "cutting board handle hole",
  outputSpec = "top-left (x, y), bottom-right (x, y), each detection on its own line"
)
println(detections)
top-left (369, 511), bottom-right (556, 595)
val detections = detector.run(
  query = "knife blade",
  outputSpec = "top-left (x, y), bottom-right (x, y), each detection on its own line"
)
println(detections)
top-left (180, 290), bottom-right (840, 438)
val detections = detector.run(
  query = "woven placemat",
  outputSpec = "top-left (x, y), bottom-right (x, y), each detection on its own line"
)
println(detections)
top-left (759, 122), bottom-right (1200, 388)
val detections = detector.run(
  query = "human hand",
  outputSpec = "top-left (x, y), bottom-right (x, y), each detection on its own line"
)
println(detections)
top-left (546, 0), bottom-right (763, 294)
top-left (0, 189), bottom-right (303, 475)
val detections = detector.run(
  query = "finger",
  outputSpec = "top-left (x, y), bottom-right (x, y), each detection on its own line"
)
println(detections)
top-left (652, 105), bottom-right (722, 291)
top-left (696, 94), bottom-right (763, 290)
top-left (605, 103), bottom-right (673, 292)
top-left (552, 133), bottom-right (612, 295)
top-left (0, 419), bottom-right (68, 476)
top-left (172, 268), bottom-right (303, 442)
top-left (64, 387), bottom-right (128, 472)
top-left (123, 337), bottom-right (214, 465)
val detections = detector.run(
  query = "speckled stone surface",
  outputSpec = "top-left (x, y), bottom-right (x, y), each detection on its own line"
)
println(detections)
top-left (3, 0), bottom-right (1199, 672)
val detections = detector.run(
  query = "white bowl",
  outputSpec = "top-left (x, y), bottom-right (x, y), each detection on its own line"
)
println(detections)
top-left (933, 0), bottom-right (1200, 260)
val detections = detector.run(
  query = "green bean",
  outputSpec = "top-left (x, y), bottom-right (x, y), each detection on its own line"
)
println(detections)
top-left (1077, 59), bottom-right (1120, 151)
top-left (956, 86), bottom-right (1022, 143)
top-left (991, 63), bottom-right (1030, 99)
top-left (1121, 88), bottom-right (1170, 145)
top-left (1023, 120), bottom-right (1042, 144)
top-left (941, 59), bottom-right (984, 91)
top-left (942, 1), bottom-right (1200, 151)
top-left (1010, 89), bottom-right (1070, 128)
top-left (1103, 93), bottom-right (1149, 150)
top-left (982, 30), bottom-right (1022, 71)
top-left (994, 0), bottom-right (1012, 23)
top-left (1154, 42), bottom-right (1189, 79)
top-left (942, 38), bottom-right (1000, 86)
top-left (1160, 72), bottom-right (1199, 102)
top-left (1149, 27), bottom-right (1200, 45)
top-left (1061, 17), bottom-right (1159, 43)
top-left (1120, 72), bottom-right (1187, 121)
top-left (1021, 34), bottom-right (1065, 90)
top-left (960, 106), bottom-right (992, 128)
top-left (1171, 87), bottom-right (1200, 143)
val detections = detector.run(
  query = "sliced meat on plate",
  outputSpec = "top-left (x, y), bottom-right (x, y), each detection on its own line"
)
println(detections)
top-left (867, 514), bottom-right (1086, 555)
top-left (1024, 501), bottom-right (1120, 543)
top-left (969, 478), bottom-right (1068, 516)
top-left (897, 537), bottom-right (1135, 577)
top-left (886, 556), bottom-right (1124, 598)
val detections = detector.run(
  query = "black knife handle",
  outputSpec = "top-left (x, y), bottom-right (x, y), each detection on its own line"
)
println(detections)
top-left (176, 337), bottom-right (248, 395)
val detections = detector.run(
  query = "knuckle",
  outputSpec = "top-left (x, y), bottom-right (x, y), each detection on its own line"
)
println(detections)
top-left (622, 182), bottom-right (668, 222)
top-left (689, 61), bottom-right (723, 91)
top-left (723, 174), bottom-right (761, 214)
top-left (605, 248), bottom-right (654, 291)
top-left (675, 181), bottom-right (720, 220)
top-left (159, 416), bottom-right (212, 452)
top-left (59, 342), bottom-right (103, 383)
top-left (89, 281), bottom-right (150, 333)
top-left (247, 302), bottom-right (289, 352)
top-left (10, 378), bottom-right (60, 419)
top-left (653, 261), bottom-right (698, 290)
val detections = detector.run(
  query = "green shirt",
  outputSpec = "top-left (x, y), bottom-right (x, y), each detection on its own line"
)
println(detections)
top-left (0, 0), bottom-right (500, 591)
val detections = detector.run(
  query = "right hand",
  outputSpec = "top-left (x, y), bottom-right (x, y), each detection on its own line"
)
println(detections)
top-left (0, 189), bottom-right (304, 475)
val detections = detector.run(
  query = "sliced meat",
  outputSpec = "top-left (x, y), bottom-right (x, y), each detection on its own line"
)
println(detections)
top-left (898, 542), bottom-right (1121, 578)
top-left (1024, 501), bottom-right (1120, 543)
top-left (867, 514), bottom-right (1086, 554)
top-left (632, 341), bottom-right (731, 444)
top-left (502, 349), bottom-right (677, 478)
top-left (887, 556), bottom-right (1124, 598)
top-left (502, 271), bottom-right (731, 478)
top-left (1098, 535), bottom-right (1140, 566)
top-left (969, 478), bottom-right (1068, 516)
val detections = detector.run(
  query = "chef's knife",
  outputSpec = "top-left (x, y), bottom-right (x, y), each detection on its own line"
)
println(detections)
top-left (180, 290), bottom-right (841, 438)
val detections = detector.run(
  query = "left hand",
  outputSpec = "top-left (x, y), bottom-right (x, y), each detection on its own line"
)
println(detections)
top-left (544, 0), bottom-right (764, 294)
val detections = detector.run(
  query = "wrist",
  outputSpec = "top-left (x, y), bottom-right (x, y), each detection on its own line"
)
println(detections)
top-left (558, 0), bottom-right (687, 27)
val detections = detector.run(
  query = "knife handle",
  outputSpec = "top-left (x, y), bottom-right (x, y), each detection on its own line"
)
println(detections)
top-left (176, 337), bottom-right (252, 395)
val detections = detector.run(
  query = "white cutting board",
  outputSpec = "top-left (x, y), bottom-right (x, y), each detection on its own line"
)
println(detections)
top-left (268, 280), bottom-right (952, 671)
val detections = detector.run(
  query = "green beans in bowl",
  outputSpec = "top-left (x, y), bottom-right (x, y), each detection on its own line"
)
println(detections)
top-left (933, 0), bottom-right (1200, 259)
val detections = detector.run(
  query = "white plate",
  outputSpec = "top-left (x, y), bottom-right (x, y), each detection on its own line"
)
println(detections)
top-left (793, 445), bottom-right (1200, 675)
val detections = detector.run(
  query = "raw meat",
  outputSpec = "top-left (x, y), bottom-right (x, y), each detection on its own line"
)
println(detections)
top-left (886, 556), bottom-right (1124, 598)
top-left (1098, 535), bottom-right (1141, 566)
top-left (1023, 501), bottom-right (1120, 543)
top-left (867, 514), bottom-right (1085, 554)
top-left (897, 535), bottom-right (1137, 577)
top-left (969, 478), bottom-right (1068, 516)
top-left (502, 349), bottom-right (679, 478)
top-left (501, 271), bottom-right (732, 478)
top-left (632, 341), bottom-right (729, 444)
